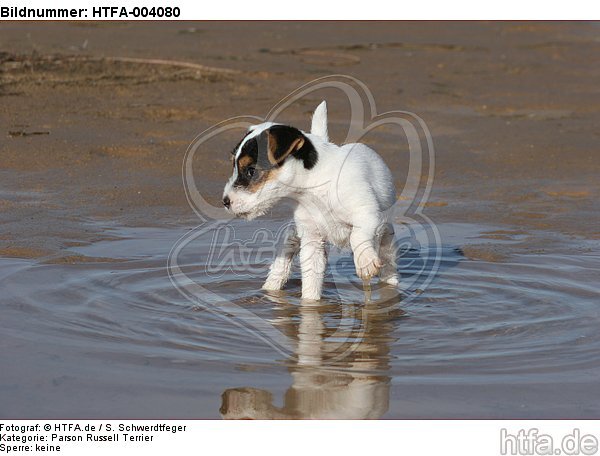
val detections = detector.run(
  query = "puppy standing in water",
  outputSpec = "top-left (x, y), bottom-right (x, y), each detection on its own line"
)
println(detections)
top-left (222, 101), bottom-right (398, 300)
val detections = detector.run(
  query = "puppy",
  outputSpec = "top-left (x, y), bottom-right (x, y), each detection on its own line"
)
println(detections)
top-left (223, 101), bottom-right (398, 300)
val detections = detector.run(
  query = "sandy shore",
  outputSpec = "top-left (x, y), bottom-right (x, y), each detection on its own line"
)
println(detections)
top-left (1, 21), bottom-right (598, 262)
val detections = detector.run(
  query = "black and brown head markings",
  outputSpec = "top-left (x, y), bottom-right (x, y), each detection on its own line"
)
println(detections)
top-left (233, 135), bottom-right (260, 189)
top-left (231, 124), bottom-right (318, 192)
top-left (233, 137), bottom-right (278, 193)
top-left (266, 125), bottom-right (318, 170)
top-left (230, 130), bottom-right (251, 156)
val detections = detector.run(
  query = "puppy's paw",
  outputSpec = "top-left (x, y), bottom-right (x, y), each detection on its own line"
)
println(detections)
top-left (262, 276), bottom-right (285, 291)
top-left (381, 274), bottom-right (399, 286)
top-left (301, 285), bottom-right (322, 301)
top-left (301, 278), bottom-right (323, 301)
top-left (354, 249), bottom-right (383, 280)
top-left (301, 291), bottom-right (321, 301)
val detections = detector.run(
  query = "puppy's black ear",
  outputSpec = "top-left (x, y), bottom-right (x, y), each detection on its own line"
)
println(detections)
top-left (266, 125), bottom-right (318, 169)
top-left (266, 125), bottom-right (304, 165)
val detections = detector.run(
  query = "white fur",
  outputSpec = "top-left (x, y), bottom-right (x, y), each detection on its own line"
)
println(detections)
top-left (223, 101), bottom-right (398, 300)
top-left (310, 100), bottom-right (328, 142)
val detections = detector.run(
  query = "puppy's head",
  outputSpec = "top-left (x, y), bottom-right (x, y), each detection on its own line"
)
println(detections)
top-left (222, 123), bottom-right (318, 219)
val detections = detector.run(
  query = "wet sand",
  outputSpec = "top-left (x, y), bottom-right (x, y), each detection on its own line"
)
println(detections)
top-left (1, 22), bottom-right (599, 418)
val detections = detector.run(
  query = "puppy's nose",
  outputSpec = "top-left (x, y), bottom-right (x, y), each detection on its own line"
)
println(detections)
top-left (223, 196), bottom-right (231, 209)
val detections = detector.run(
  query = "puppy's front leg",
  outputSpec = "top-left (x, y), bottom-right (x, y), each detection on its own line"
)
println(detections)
top-left (263, 226), bottom-right (300, 291)
top-left (298, 234), bottom-right (327, 301)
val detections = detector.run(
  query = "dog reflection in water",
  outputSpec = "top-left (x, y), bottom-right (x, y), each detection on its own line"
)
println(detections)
top-left (220, 289), bottom-right (402, 419)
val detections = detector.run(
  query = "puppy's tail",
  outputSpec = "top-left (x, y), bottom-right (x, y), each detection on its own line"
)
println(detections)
top-left (310, 100), bottom-right (329, 142)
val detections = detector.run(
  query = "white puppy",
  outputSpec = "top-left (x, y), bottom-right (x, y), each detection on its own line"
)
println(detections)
top-left (223, 101), bottom-right (397, 300)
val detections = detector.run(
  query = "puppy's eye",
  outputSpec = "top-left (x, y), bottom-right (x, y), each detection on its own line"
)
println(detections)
top-left (246, 166), bottom-right (256, 178)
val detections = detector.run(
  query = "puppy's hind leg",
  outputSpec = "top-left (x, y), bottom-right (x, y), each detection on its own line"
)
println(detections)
top-left (378, 223), bottom-right (399, 286)
top-left (350, 220), bottom-right (383, 281)
top-left (262, 225), bottom-right (300, 291)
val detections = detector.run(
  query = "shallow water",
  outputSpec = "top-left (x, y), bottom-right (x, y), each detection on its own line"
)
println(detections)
top-left (1, 220), bottom-right (599, 419)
